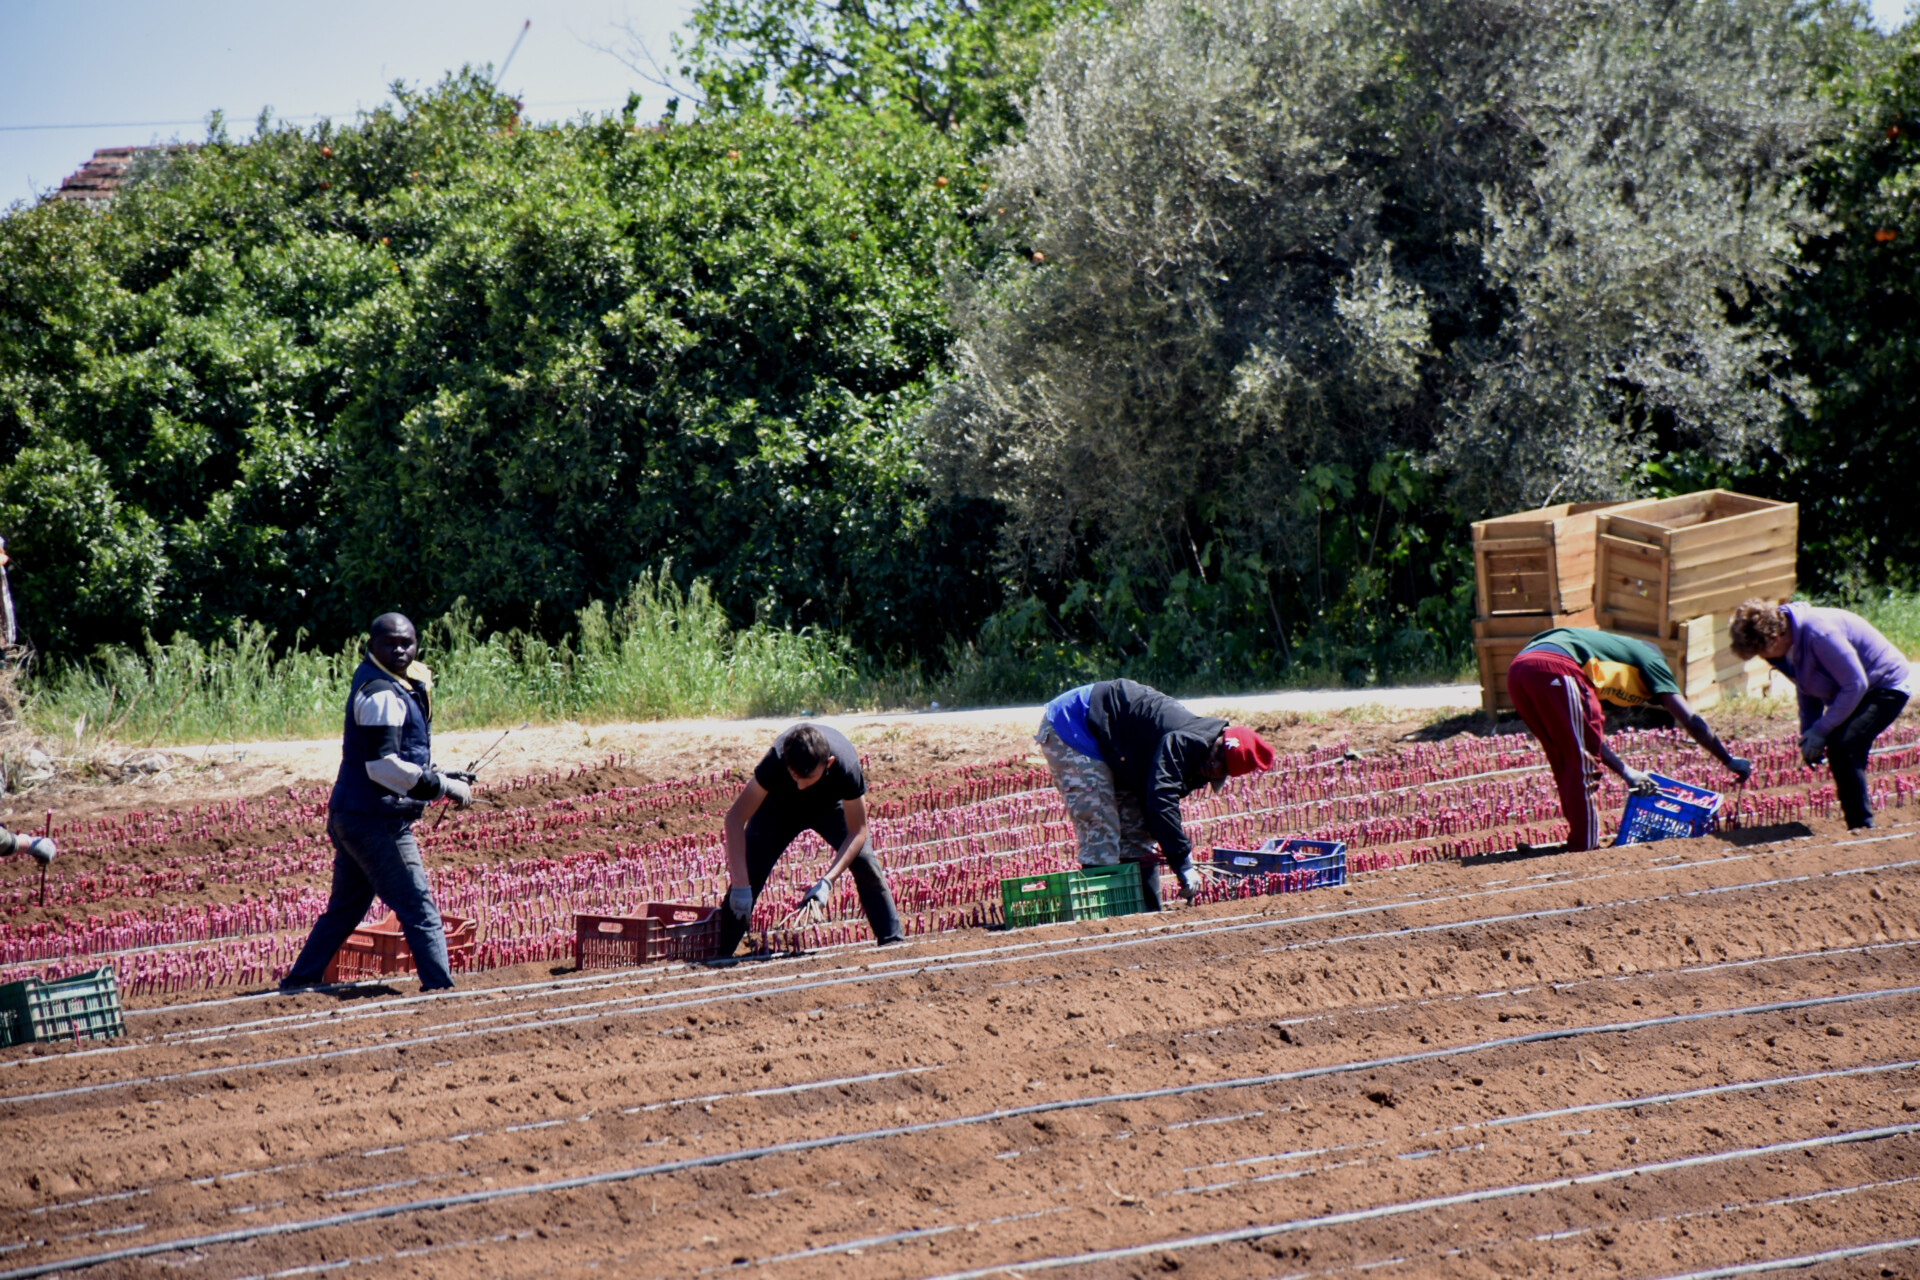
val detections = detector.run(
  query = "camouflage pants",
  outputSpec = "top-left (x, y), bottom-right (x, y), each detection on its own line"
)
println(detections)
top-left (1037, 720), bottom-right (1157, 868)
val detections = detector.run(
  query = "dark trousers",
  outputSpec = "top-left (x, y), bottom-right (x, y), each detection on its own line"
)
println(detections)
top-left (282, 809), bottom-right (454, 990)
top-left (1825, 688), bottom-right (1909, 829)
top-left (717, 803), bottom-right (905, 955)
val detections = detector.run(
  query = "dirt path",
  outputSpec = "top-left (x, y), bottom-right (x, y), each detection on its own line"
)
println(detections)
top-left (3, 817), bottom-right (1917, 1279)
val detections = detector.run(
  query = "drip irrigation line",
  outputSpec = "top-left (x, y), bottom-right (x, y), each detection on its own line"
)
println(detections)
top-left (753, 1206), bottom-right (1066, 1266)
top-left (6, 987), bottom-right (1920, 1278)
top-left (1166, 1056), bottom-right (1920, 1197)
top-left (629, 1063), bottom-right (943, 1112)
top-left (907, 1122), bottom-right (1920, 1280)
top-left (1246, 1173), bottom-right (1920, 1280)
top-left (1480, 1057), bottom-right (1920, 1130)
top-left (40, 1036), bottom-right (1918, 1246)
top-left (18, 824), bottom-right (1913, 1083)
top-left (45, 940), bottom-right (1910, 1229)
top-left (1645, 1236), bottom-right (1920, 1280)
top-left (10, 847), bottom-right (1916, 1104)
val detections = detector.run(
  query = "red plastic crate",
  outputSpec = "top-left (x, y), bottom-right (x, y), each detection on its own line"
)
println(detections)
top-left (574, 913), bottom-right (649, 970)
top-left (642, 902), bottom-right (721, 964)
top-left (572, 904), bottom-right (721, 970)
top-left (323, 912), bottom-right (476, 983)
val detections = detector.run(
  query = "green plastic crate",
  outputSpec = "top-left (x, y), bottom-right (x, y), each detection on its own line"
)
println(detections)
top-left (0, 967), bottom-right (125, 1047)
top-left (1001, 863), bottom-right (1150, 929)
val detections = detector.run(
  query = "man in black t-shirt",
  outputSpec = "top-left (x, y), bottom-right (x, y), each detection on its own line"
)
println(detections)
top-left (716, 723), bottom-right (905, 956)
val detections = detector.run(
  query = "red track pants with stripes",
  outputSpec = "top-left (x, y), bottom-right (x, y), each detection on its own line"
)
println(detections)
top-left (1508, 649), bottom-right (1609, 852)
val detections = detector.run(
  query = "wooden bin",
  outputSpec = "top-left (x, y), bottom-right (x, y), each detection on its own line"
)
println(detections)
top-left (1595, 491), bottom-right (1796, 639)
top-left (1482, 614), bottom-right (1777, 717)
top-left (1473, 608), bottom-right (1596, 716)
top-left (1472, 502), bottom-right (1624, 617)
top-left (1624, 615), bottom-right (1777, 712)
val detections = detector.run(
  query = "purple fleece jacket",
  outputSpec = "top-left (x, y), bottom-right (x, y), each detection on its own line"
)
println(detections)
top-left (1777, 603), bottom-right (1914, 739)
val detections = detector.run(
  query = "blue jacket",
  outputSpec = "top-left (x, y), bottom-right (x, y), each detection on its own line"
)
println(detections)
top-left (330, 657), bottom-right (447, 818)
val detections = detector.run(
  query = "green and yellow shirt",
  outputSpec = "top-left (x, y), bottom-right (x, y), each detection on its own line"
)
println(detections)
top-left (1519, 628), bottom-right (1679, 709)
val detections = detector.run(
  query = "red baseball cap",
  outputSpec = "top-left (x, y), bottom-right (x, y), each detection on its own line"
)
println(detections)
top-left (1222, 726), bottom-right (1274, 776)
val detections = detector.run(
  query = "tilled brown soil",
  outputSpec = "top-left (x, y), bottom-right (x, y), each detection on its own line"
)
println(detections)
top-left (4, 816), bottom-right (1919, 1280)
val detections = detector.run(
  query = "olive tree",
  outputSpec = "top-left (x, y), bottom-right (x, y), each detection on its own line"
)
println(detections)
top-left (926, 0), bottom-right (1832, 674)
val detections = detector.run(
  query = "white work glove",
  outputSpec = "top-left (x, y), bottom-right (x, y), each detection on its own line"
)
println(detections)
top-left (1799, 730), bottom-right (1828, 768)
top-left (727, 883), bottom-right (755, 917)
top-left (1176, 865), bottom-right (1203, 903)
top-left (1622, 767), bottom-right (1659, 797)
top-left (7, 832), bottom-right (55, 864)
top-left (437, 775), bottom-right (472, 807)
top-left (799, 878), bottom-right (832, 910)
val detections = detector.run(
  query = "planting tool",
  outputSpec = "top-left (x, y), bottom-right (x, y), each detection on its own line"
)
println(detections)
top-left (434, 722), bottom-right (528, 828)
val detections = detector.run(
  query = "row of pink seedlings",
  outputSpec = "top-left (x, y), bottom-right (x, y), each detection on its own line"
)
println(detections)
top-left (3, 727), bottom-right (1914, 992)
top-left (9, 729), bottom-right (1915, 974)
top-left (10, 724), bottom-right (1913, 943)
top-left (0, 753), bottom-right (1037, 915)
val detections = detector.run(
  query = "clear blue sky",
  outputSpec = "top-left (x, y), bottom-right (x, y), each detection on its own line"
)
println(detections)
top-left (2, 0), bottom-right (1916, 210)
top-left (0, 1), bottom-right (689, 210)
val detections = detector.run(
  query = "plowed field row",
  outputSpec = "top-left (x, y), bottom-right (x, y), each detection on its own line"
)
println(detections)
top-left (5, 800), bottom-right (1919, 1280)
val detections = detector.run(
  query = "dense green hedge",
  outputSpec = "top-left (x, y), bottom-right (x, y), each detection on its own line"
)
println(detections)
top-left (0, 75), bottom-right (997, 664)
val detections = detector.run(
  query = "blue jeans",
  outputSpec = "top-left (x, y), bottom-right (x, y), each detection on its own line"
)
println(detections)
top-left (282, 809), bottom-right (454, 990)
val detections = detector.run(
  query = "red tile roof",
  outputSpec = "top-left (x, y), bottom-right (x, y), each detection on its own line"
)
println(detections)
top-left (52, 145), bottom-right (194, 203)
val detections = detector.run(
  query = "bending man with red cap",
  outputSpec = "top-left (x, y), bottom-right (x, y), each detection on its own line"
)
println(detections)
top-left (1037, 679), bottom-right (1274, 908)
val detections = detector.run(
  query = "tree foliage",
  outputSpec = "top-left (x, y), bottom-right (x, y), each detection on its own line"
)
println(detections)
top-left (926, 0), bottom-right (1836, 681)
top-left (669, 0), bottom-right (1105, 151)
top-left (1763, 19), bottom-right (1920, 592)
top-left (0, 74), bottom-right (995, 661)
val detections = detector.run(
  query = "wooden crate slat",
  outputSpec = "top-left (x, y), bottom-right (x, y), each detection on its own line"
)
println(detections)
top-left (1597, 534), bottom-right (1666, 566)
top-left (1666, 508), bottom-right (1798, 569)
top-left (1484, 576), bottom-right (1556, 613)
top-left (1667, 547), bottom-right (1797, 597)
top-left (1666, 572), bottom-right (1796, 622)
top-left (1473, 501), bottom-right (1626, 619)
top-left (1471, 608), bottom-right (1597, 638)
top-left (1678, 615), bottom-right (1715, 663)
top-left (1601, 515), bottom-right (1675, 546)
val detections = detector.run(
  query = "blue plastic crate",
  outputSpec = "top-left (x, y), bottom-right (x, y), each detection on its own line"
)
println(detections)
top-left (1614, 773), bottom-right (1722, 846)
top-left (1207, 837), bottom-right (1347, 890)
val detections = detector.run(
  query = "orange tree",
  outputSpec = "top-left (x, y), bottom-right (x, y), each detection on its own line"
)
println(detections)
top-left (0, 73), bottom-right (996, 661)
top-left (1763, 20), bottom-right (1920, 593)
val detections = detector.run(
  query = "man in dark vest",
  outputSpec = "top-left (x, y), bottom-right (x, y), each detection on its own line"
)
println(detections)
top-left (281, 613), bottom-right (471, 990)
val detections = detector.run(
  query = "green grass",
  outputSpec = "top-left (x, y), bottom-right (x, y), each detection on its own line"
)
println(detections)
top-left (14, 571), bottom-right (1494, 752)
top-left (26, 574), bottom-right (873, 749)
top-left (1851, 587), bottom-right (1920, 657)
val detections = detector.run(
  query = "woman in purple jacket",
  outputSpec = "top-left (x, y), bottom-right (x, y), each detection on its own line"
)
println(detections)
top-left (1729, 599), bottom-right (1913, 829)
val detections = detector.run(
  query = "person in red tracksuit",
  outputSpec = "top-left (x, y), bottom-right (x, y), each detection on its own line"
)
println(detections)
top-left (1507, 628), bottom-right (1752, 851)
